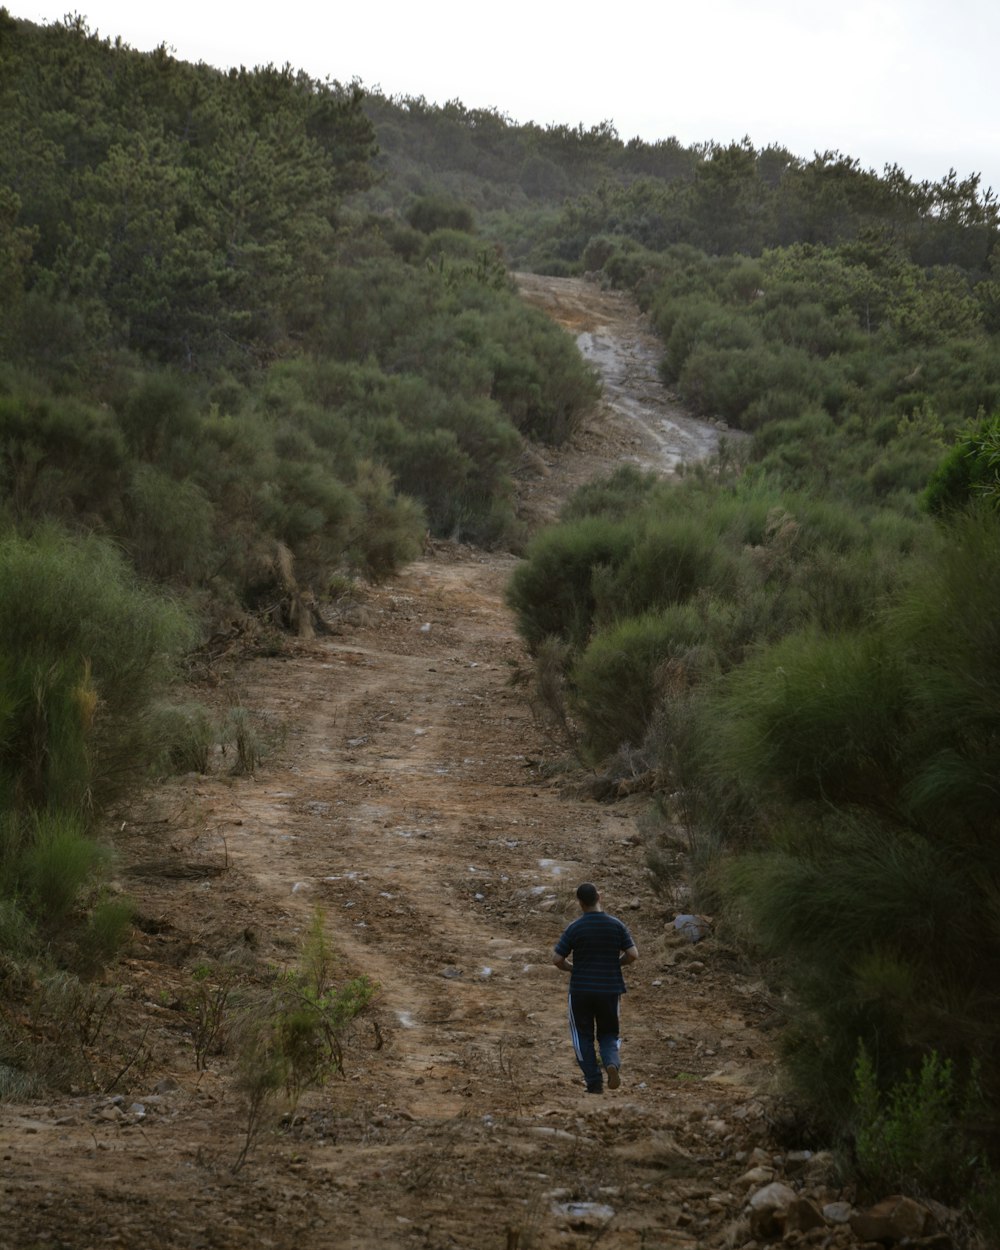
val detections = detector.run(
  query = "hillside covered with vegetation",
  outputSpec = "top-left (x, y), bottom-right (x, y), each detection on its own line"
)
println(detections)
top-left (3, 8), bottom-right (1000, 1232)
top-left (0, 13), bottom-right (599, 975)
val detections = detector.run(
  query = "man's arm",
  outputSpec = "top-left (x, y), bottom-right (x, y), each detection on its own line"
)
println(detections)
top-left (553, 951), bottom-right (572, 971)
top-left (620, 944), bottom-right (639, 965)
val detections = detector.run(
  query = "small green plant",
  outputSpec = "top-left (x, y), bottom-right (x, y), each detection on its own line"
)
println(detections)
top-left (189, 962), bottom-right (238, 1071)
top-left (222, 703), bottom-right (282, 776)
top-left (16, 811), bottom-right (107, 929)
top-left (76, 895), bottom-right (134, 973)
top-left (153, 702), bottom-right (216, 776)
top-left (231, 909), bottom-right (374, 1172)
top-left (852, 1042), bottom-right (986, 1201)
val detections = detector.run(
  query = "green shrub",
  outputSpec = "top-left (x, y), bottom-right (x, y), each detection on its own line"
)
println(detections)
top-left (922, 414), bottom-right (1000, 513)
top-left (15, 811), bottom-right (105, 929)
top-left (559, 464), bottom-right (661, 521)
top-left (0, 892), bottom-right (34, 961)
top-left (654, 297), bottom-right (727, 380)
top-left (719, 812), bottom-right (969, 1116)
top-left (152, 702), bottom-right (216, 776)
top-left (706, 628), bottom-right (908, 809)
top-left (571, 606), bottom-right (704, 761)
top-left (505, 516), bottom-right (634, 652)
top-left (852, 1044), bottom-right (987, 1202)
top-left (117, 372), bottom-right (201, 464)
top-left (600, 515), bottom-right (729, 620)
top-left (232, 910), bottom-right (374, 1172)
top-left (405, 194), bottom-right (475, 234)
top-left (125, 465), bottom-right (216, 583)
top-left (0, 652), bottom-right (94, 813)
top-left (346, 460), bottom-right (426, 581)
top-left (679, 341), bottom-right (818, 427)
top-left (891, 506), bottom-right (1000, 832)
top-left (266, 458), bottom-right (359, 585)
top-left (420, 228), bottom-right (482, 262)
top-left (76, 896), bottom-right (134, 972)
top-left (484, 303), bottom-right (601, 444)
top-left (0, 392), bottom-right (129, 525)
top-left (0, 528), bottom-right (196, 808)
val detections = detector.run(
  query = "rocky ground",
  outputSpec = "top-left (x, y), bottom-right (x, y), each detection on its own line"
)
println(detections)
top-left (0, 278), bottom-right (966, 1250)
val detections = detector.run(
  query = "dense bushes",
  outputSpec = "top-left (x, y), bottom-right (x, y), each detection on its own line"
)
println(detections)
top-left (506, 516), bottom-right (634, 651)
top-left (0, 244), bottom-right (597, 597)
top-left (0, 15), bottom-right (609, 1000)
top-left (509, 470), bottom-right (926, 769)
top-left (713, 512), bottom-right (1000, 1141)
top-left (0, 16), bottom-right (601, 613)
top-left (570, 607), bottom-right (704, 761)
top-left (0, 528), bottom-right (194, 960)
top-left (627, 242), bottom-right (1000, 508)
top-left (922, 414), bottom-right (1000, 513)
top-left (508, 469), bottom-right (1000, 1171)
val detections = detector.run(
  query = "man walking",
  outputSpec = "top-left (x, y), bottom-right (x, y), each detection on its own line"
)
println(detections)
top-left (553, 882), bottom-right (639, 1094)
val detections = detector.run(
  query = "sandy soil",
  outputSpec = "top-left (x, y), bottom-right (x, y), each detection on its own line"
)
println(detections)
top-left (0, 279), bottom-right (864, 1250)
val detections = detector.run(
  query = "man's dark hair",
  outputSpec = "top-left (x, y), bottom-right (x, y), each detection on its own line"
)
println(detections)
top-left (576, 882), bottom-right (599, 906)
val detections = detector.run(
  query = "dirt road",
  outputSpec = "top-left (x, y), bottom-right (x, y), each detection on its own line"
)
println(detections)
top-left (0, 279), bottom-right (859, 1250)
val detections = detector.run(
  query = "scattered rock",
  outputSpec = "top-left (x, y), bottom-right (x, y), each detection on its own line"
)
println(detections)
top-left (673, 913), bottom-right (712, 942)
top-left (747, 1181), bottom-right (798, 1239)
top-left (736, 1165), bottom-right (776, 1190)
top-left (822, 1201), bottom-right (853, 1225)
top-left (783, 1150), bottom-right (813, 1176)
top-left (614, 1131), bottom-right (694, 1171)
top-left (551, 1201), bottom-right (614, 1229)
top-left (153, 1078), bottom-right (179, 1094)
top-left (801, 1151), bottom-right (839, 1186)
top-left (850, 1195), bottom-right (930, 1243)
top-left (528, 1127), bottom-right (578, 1143)
top-left (784, 1196), bottom-right (825, 1235)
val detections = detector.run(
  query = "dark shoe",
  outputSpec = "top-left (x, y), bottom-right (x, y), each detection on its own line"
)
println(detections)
top-left (606, 1065), bottom-right (621, 1090)
top-left (586, 1085), bottom-right (604, 1094)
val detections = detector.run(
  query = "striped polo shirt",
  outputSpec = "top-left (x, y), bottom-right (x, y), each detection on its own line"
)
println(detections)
top-left (555, 911), bottom-right (634, 994)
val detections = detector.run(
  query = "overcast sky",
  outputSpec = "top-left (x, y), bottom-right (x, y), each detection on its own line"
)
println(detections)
top-left (13, 0), bottom-right (1000, 195)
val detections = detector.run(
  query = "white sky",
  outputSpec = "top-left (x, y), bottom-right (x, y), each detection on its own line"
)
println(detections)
top-left (13, 0), bottom-right (1000, 195)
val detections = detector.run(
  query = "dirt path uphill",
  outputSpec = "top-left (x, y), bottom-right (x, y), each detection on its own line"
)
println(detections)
top-left (0, 279), bottom-right (861, 1250)
top-left (515, 273), bottom-right (739, 476)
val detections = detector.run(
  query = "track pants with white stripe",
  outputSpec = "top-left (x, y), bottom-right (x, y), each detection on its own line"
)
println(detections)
top-left (568, 990), bottom-right (621, 1092)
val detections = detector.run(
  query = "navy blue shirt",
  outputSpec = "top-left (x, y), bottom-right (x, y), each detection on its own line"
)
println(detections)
top-left (555, 911), bottom-right (635, 994)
